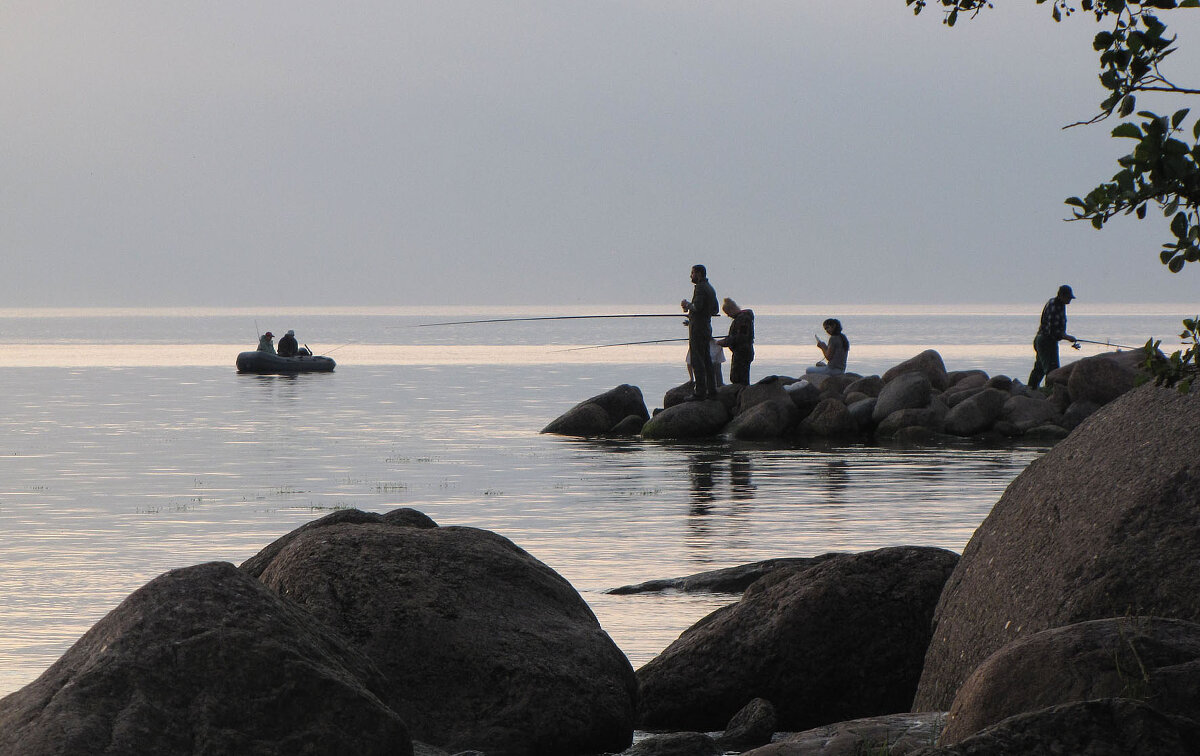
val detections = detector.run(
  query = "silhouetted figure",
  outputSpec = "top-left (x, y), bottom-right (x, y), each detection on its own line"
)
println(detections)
top-left (277, 330), bottom-right (298, 357)
top-left (681, 264), bottom-right (719, 400)
top-left (718, 298), bottom-right (755, 385)
top-left (808, 318), bottom-right (849, 376)
top-left (1028, 284), bottom-right (1079, 389)
top-left (257, 331), bottom-right (275, 354)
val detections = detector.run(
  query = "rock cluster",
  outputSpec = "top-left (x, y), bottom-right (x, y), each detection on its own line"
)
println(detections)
top-left (543, 348), bottom-right (1147, 443)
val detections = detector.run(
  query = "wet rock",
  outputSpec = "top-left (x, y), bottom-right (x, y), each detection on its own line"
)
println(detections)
top-left (999, 394), bottom-right (1061, 432)
top-left (610, 414), bottom-right (648, 436)
top-left (606, 555), bottom-right (844, 595)
top-left (845, 374), bottom-right (884, 398)
top-left (876, 400), bottom-right (946, 437)
top-left (943, 388), bottom-right (1008, 436)
top-left (985, 375), bottom-right (1013, 392)
top-left (542, 384), bottom-right (650, 436)
top-left (847, 397), bottom-right (877, 430)
top-left (909, 699), bottom-right (1200, 756)
top-left (736, 381), bottom-right (794, 416)
top-left (625, 732), bottom-right (721, 756)
top-left (727, 398), bottom-right (799, 440)
top-left (798, 398), bottom-right (857, 437)
top-left (883, 350), bottom-right (950, 391)
top-left (248, 519), bottom-right (637, 755)
top-left (940, 616), bottom-right (1200, 744)
top-left (914, 384), bottom-right (1200, 712)
top-left (717, 697), bottom-right (778, 750)
top-left (873, 373), bottom-right (932, 422)
top-left (663, 382), bottom-right (693, 409)
top-left (0, 562), bottom-right (411, 756)
top-left (637, 546), bottom-right (959, 732)
top-left (745, 711), bottom-right (946, 756)
top-left (1067, 351), bottom-right (1142, 405)
top-left (641, 398), bottom-right (731, 440)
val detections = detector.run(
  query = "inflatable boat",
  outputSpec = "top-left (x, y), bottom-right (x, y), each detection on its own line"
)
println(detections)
top-left (236, 350), bottom-right (336, 374)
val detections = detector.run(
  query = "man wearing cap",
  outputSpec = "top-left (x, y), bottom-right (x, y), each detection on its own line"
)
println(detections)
top-left (257, 331), bottom-right (276, 354)
top-left (277, 329), bottom-right (299, 357)
top-left (1027, 284), bottom-right (1078, 390)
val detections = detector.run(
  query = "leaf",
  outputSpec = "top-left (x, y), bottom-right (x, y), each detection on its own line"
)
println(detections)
top-left (1172, 109), bottom-right (1191, 129)
top-left (1112, 122), bottom-right (1143, 138)
top-left (1092, 216), bottom-right (1105, 229)
top-left (1119, 95), bottom-right (1137, 118)
top-left (1138, 204), bottom-right (1148, 219)
top-left (1169, 256), bottom-right (1185, 272)
top-left (1094, 31), bottom-right (1115, 50)
top-left (1065, 196), bottom-right (1087, 208)
top-left (1162, 249), bottom-right (1176, 264)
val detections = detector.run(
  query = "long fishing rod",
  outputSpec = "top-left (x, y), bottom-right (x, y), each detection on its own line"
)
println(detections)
top-left (410, 313), bottom-right (680, 328)
top-left (555, 337), bottom-right (689, 353)
top-left (1074, 337), bottom-right (1141, 350)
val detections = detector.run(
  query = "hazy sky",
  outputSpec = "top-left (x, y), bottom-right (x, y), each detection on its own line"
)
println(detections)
top-left (2, 2), bottom-right (1197, 307)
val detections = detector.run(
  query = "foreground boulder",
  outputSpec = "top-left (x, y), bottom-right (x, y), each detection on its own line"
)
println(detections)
top-left (606, 555), bottom-right (843, 595)
top-left (246, 514), bottom-right (637, 755)
top-left (641, 398), bottom-right (731, 439)
top-left (0, 562), bottom-right (411, 756)
top-left (914, 384), bottom-right (1200, 711)
top-left (637, 546), bottom-right (959, 732)
top-left (541, 384), bottom-right (650, 437)
top-left (910, 699), bottom-right (1200, 756)
top-left (744, 711), bottom-right (946, 755)
top-left (939, 616), bottom-right (1200, 745)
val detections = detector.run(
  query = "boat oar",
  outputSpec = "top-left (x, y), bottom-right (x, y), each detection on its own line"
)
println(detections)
top-left (410, 313), bottom-right (680, 327)
top-left (1074, 337), bottom-right (1141, 350)
top-left (555, 337), bottom-right (689, 352)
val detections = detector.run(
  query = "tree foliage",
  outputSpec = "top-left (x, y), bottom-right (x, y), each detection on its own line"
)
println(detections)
top-left (907, 0), bottom-right (1200, 272)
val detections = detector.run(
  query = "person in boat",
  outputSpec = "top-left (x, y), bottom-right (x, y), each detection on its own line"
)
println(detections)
top-left (717, 297), bottom-right (755, 385)
top-left (680, 264), bottom-right (719, 400)
top-left (277, 330), bottom-right (299, 357)
top-left (1028, 284), bottom-right (1079, 389)
top-left (686, 337), bottom-right (725, 390)
top-left (257, 331), bottom-right (276, 354)
top-left (807, 318), bottom-right (849, 376)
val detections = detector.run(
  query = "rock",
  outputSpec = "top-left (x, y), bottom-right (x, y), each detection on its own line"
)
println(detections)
top-left (663, 382), bottom-right (693, 409)
top-left (1022, 423), bottom-right (1069, 440)
top-left (606, 555), bottom-right (845, 595)
top-left (913, 384), bottom-right (1200, 712)
top-left (726, 398), bottom-right (799, 440)
top-left (845, 375), bottom-right (884, 398)
top-left (717, 697), bottom-right (778, 750)
top-left (1067, 351), bottom-right (1142, 405)
top-left (798, 398), bottom-right (857, 437)
top-left (1061, 399), bottom-right (1101, 431)
top-left (892, 424), bottom-right (937, 444)
top-left (909, 699), bottom-right (1200, 756)
top-left (876, 401), bottom-right (946, 437)
top-left (944, 385), bottom-right (985, 409)
top-left (242, 507), bottom-right (437, 579)
top-left (736, 381), bottom-right (794, 415)
top-left (948, 370), bottom-right (989, 389)
top-left (744, 711), bottom-right (946, 756)
top-left (985, 375), bottom-right (1013, 392)
top-left (625, 732), bottom-right (721, 756)
top-left (248, 518), bottom-right (637, 755)
top-left (943, 389), bottom-right (1008, 437)
top-left (641, 399), bottom-right (732, 440)
top-left (883, 350), bottom-right (950, 391)
top-left (940, 616), bottom-right (1200, 744)
top-left (999, 394), bottom-right (1061, 432)
top-left (818, 374), bottom-right (858, 399)
top-left (610, 414), bottom-right (648, 436)
top-left (0, 562), bottom-right (411, 756)
top-left (873, 373), bottom-right (933, 423)
top-left (542, 384), bottom-right (649, 436)
top-left (637, 547), bottom-right (959, 732)
top-left (847, 397), bottom-right (877, 429)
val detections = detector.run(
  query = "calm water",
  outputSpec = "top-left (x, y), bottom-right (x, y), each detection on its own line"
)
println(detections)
top-left (0, 304), bottom-right (1189, 696)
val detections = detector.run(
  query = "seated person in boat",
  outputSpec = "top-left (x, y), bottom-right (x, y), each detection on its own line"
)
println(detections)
top-left (277, 330), bottom-right (299, 357)
top-left (257, 331), bottom-right (275, 354)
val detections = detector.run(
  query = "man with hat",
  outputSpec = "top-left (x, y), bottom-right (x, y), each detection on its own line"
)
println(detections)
top-left (277, 329), bottom-right (299, 357)
top-left (1027, 284), bottom-right (1079, 390)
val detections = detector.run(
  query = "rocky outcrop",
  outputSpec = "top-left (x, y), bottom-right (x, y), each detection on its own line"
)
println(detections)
top-left (636, 546), bottom-right (959, 732)
top-left (914, 384), bottom-right (1200, 712)
top-left (0, 562), bottom-right (411, 756)
top-left (909, 699), bottom-right (1200, 756)
top-left (940, 616), bottom-right (1200, 745)
top-left (883, 349), bottom-right (950, 390)
top-left (246, 515), bottom-right (637, 755)
top-left (641, 398), bottom-right (731, 440)
top-left (743, 711), bottom-right (946, 756)
top-left (541, 384), bottom-right (650, 437)
top-left (873, 373), bottom-right (933, 423)
top-left (606, 555), bottom-right (843, 595)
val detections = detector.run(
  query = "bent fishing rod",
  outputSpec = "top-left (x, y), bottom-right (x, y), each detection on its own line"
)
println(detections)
top-left (555, 337), bottom-right (689, 353)
top-left (410, 313), bottom-right (681, 327)
top-left (1073, 337), bottom-right (1141, 350)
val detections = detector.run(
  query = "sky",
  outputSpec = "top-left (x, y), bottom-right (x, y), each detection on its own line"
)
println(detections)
top-left (1, 2), bottom-right (1197, 307)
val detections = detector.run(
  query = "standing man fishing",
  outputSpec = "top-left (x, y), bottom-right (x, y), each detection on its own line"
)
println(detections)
top-left (681, 264), bottom-right (719, 400)
top-left (718, 297), bottom-right (754, 385)
top-left (1028, 284), bottom-right (1079, 390)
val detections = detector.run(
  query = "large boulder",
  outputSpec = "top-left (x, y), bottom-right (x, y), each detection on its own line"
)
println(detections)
top-left (736, 381), bottom-right (793, 415)
top-left (246, 517), bottom-right (637, 755)
top-left (541, 384), bottom-right (649, 436)
top-left (1067, 351), bottom-right (1142, 405)
top-left (606, 555), bottom-right (844, 595)
top-left (999, 393), bottom-right (1061, 432)
top-left (943, 388), bottom-right (1008, 436)
top-left (0, 562), bottom-right (411, 756)
top-left (727, 398), bottom-right (798, 440)
top-left (798, 398), bottom-right (856, 437)
top-left (940, 616), bottom-right (1200, 745)
top-left (873, 372), bottom-right (932, 423)
top-left (882, 350), bottom-right (950, 391)
top-left (744, 712), bottom-right (946, 756)
top-left (909, 699), bottom-right (1200, 756)
top-left (914, 384), bottom-right (1200, 712)
top-left (637, 546), bottom-right (959, 732)
top-left (641, 398), bottom-right (731, 440)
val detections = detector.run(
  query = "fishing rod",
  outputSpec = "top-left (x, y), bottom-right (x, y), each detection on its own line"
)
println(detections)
top-left (555, 337), bottom-right (689, 353)
top-left (409, 313), bottom-right (680, 328)
top-left (1074, 337), bottom-right (1141, 350)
